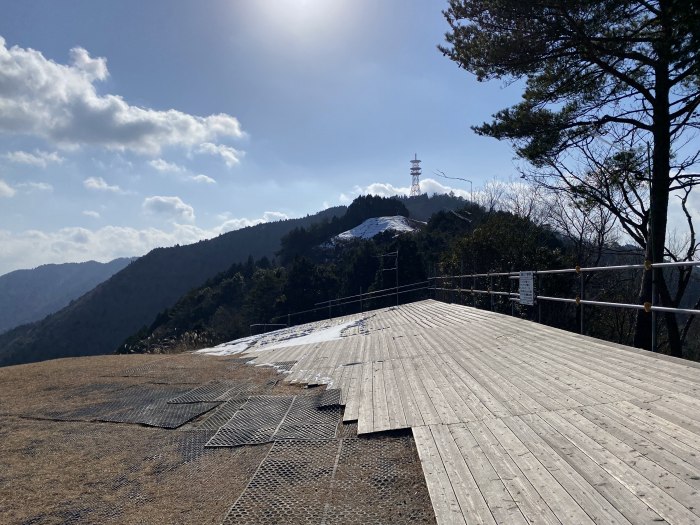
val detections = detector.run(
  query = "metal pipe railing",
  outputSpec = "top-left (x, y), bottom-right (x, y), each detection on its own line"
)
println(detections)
top-left (314, 280), bottom-right (430, 306)
top-left (437, 285), bottom-right (700, 315)
top-left (269, 280), bottom-right (433, 324)
top-left (433, 257), bottom-right (700, 354)
top-left (439, 260), bottom-right (700, 281)
top-left (263, 260), bottom-right (698, 352)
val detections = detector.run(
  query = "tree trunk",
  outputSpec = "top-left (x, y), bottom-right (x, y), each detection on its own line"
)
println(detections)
top-left (634, 267), bottom-right (653, 349)
top-left (633, 29), bottom-right (681, 356)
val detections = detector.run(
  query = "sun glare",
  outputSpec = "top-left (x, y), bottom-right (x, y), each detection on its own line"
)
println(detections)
top-left (250, 0), bottom-right (357, 45)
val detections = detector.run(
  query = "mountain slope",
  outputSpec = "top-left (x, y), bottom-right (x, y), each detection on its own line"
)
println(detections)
top-left (0, 258), bottom-right (135, 334)
top-left (0, 207), bottom-right (344, 367)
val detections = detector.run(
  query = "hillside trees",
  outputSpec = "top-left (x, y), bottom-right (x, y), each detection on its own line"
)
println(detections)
top-left (441, 0), bottom-right (700, 355)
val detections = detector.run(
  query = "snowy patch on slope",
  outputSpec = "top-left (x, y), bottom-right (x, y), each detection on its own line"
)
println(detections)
top-left (194, 318), bottom-right (362, 356)
top-left (195, 336), bottom-right (256, 356)
top-left (333, 216), bottom-right (416, 243)
top-left (252, 320), bottom-right (354, 352)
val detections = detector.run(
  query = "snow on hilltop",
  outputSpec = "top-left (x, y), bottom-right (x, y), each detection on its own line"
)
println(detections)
top-left (333, 216), bottom-right (417, 243)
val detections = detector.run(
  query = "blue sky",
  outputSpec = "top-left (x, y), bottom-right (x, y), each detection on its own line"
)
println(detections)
top-left (0, 0), bottom-right (527, 274)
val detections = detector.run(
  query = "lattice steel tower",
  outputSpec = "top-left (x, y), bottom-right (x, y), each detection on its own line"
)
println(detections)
top-left (410, 153), bottom-right (422, 197)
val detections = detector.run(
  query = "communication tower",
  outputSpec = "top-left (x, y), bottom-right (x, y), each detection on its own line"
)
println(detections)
top-left (410, 154), bottom-right (422, 197)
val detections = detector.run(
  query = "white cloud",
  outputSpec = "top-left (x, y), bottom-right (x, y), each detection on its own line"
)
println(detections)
top-left (149, 158), bottom-right (185, 173)
top-left (0, 224), bottom-right (204, 274)
top-left (263, 211), bottom-right (288, 221)
top-left (0, 209), bottom-right (291, 274)
top-left (0, 37), bottom-right (245, 155)
top-left (149, 159), bottom-right (217, 184)
top-left (143, 195), bottom-right (195, 223)
top-left (196, 142), bottom-right (243, 167)
top-left (3, 149), bottom-right (64, 167)
top-left (0, 179), bottom-right (16, 197)
top-left (83, 176), bottom-right (122, 193)
top-left (17, 181), bottom-right (53, 192)
top-left (190, 174), bottom-right (216, 184)
top-left (82, 210), bottom-right (100, 219)
top-left (341, 178), bottom-right (470, 202)
top-left (217, 210), bottom-right (289, 233)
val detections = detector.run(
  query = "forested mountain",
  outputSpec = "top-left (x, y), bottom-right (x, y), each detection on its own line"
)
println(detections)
top-left (120, 196), bottom-right (700, 361)
top-left (398, 192), bottom-right (470, 221)
top-left (0, 258), bottom-right (134, 334)
top-left (276, 193), bottom-right (468, 264)
top-left (0, 207), bottom-right (344, 367)
top-left (117, 200), bottom-right (557, 355)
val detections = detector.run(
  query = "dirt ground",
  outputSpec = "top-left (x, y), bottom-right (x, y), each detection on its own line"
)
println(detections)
top-left (0, 353), bottom-right (435, 524)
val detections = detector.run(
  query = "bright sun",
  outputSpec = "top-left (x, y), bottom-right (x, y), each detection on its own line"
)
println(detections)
top-left (252, 0), bottom-right (353, 42)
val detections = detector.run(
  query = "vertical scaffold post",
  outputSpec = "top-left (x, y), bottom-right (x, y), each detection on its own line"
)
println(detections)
top-left (579, 268), bottom-right (584, 335)
top-left (537, 273), bottom-right (542, 323)
top-left (396, 250), bottom-right (399, 307)
top-left (650, 260), bottom-right (657, 352)
top-left (460, 257), bottom-right (464, 305)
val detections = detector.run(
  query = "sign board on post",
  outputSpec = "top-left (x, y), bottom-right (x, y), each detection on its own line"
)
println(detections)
top-left (519, 271), bottom-right (535, 306)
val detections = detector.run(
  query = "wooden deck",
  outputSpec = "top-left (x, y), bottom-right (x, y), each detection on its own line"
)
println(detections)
top-left (241, 300), bottom-right (700, 524)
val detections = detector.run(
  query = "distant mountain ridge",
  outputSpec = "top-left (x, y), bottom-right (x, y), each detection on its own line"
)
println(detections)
top-left (0, 258), bottom-right (135, 334)
top-left (0, 207), bottom-right (345, 367)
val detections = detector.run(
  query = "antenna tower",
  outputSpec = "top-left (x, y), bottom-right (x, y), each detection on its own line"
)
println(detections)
top-left (410, 153), bottom-right (422, 197)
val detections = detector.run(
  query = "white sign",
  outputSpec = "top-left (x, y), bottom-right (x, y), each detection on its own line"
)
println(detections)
top-left (519, 271), bottom-right (535, 306)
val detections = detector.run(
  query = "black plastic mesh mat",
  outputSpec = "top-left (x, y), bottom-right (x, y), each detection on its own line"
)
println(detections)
top-left (318, 389), bottom-right (341, 407)
top-left (324, 433), bottom-right (436, 524)
top-left (100, 401), bottom-right (218, 429)
top-left (336, 421), bottom-right (358, 439)
top-left (221, 433), bottom-right (436, 525)
top-left (273, 423), bottom-right (339, 441)
top-left (272, 361), bottom-right (297, 372)
top-left (275, 395), bottom-right (341, 441)
top-left (112, 359), bottom-right (186, 377)
top-left (167, 380), bottom-right (240, 403)
top-left (194, 398), bottom-right (248, 431)
top-left (206, 396), bottom-right (293, 446)
top-left (222, 440), bottom-right (341, 525)
top-left (206, 394), bottom-right (341, 447)
top-left (38, 384), bottom-right (218, 429)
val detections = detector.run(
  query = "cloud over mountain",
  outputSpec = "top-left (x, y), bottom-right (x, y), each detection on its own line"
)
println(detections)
top-left (340, 178), bottom-right (470, 203)
top-left (142, 196), bottom-right (196, 223)
top-left (0, 210), bottom-right (291, 275)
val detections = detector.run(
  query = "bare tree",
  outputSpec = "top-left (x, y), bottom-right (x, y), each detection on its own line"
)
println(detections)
top-left (546, 190), bottom-right (619, 268)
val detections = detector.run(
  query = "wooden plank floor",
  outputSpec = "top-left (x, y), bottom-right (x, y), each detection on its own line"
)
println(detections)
top-left (241, 300), bottom-right (700, 524)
